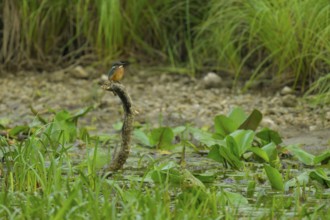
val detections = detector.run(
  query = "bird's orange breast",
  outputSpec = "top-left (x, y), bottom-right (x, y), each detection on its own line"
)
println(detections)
top-left (111, 66), bottom-right (124, 81)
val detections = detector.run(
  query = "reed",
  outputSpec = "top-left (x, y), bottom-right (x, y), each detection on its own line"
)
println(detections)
top-left (0, 0), bottom-right (329, 94)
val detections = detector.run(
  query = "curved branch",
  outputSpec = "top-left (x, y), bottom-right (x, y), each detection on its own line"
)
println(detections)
top-left (101, 81), bottom-right (134, 173)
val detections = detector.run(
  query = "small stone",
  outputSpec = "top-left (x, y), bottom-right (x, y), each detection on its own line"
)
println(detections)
top-left (101, 74), bottom-right (108, 81)
top-left (309, 125), bottom-right (317, 131)
top-left (282, 94), bottom-right (298, 107)
top-left (280, 86), bottom-right (294, 96)
top-left (261, 117), bottom-right (278, 130)
top-left (326, 111), bottom-right (330, 120)
top-left (202, 72), bottom-right (222, 89)
top-left (70, 66), bottom-right (89, 79)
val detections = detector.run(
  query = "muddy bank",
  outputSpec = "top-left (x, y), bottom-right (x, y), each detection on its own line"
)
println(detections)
top-left (0, 68), bottom-right (329, 153)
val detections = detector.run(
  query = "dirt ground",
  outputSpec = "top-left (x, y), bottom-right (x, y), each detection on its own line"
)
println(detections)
top-left (0, 67), bottom-right (329, 154)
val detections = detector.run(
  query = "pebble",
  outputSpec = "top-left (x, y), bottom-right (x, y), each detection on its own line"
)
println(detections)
top-left (202, 72), bottom-right (222, 89)
top-left (309, 125), bottom-right (317, 131)
top-left (70, 66), bottom-right (89, 79)
top-left (280, 86), bottom-right (294, 95)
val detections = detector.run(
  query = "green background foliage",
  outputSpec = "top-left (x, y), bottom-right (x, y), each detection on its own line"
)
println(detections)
top-left (1, 0), bottom-right (329, 96)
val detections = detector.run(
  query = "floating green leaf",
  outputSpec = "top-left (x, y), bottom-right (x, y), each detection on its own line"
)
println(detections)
top-left (133, 129), bottom-right (151, 146)
top-left (149, 127), bottom-right (174, 150)
top-left (43, 110), bottom-right (77, 143)
top-left (285, 144), bottom-right (315, 166)
top-left (149, 161), bottom-right (182, 184)
top-left (314, 151), bottom-right (330, 165)
top-left (222, 190), bottom-right (249, 205)
top-left (189, 127), bottom-right (225, 146)
top-left (172, 126), bottom-right (186, 134)
top-left (284, 171), bottom-right (310, 191)
top-left (9, 125), bottom-right (30, 136)
top-left (247, 181), bottom-right (256, 198)
top-left (309, 168), bottom-right (330, 188)
top-left (192, 172), bottom-right (216, 183)
top-left (71, 106), bottom-right (93, 123)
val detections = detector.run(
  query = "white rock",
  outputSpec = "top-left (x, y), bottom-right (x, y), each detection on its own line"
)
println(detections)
top-left (260, 117), bottom-right (278, 130)
top-left (70, 66), bottom-right (89, 79)
top-left (280, 86), bottom-right (294, 95)
top-left (309, 125), bottom-right (317, 131)
top-left (202, 72), bottom-right (222, 89)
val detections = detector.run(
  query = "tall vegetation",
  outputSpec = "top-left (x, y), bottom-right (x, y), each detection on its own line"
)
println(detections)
top-left (0, 0), bottom-right (329, 93)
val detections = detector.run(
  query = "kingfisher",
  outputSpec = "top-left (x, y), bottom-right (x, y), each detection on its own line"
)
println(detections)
top-left (107, 61), bottom-right (129, 82)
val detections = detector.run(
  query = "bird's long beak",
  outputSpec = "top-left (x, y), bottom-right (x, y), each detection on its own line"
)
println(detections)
top-left (120, 61), bottom-right (129, 66)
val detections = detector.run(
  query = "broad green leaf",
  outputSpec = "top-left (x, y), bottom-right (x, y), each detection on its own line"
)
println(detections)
top-left (54, 110), bottom-right (72, 121)
top-left (189, 127), bottom-right (225, 146)
top-left (314, 151), bottom-right (330, 165)
top-left (239, 109), bottom-right (263, 131)
top-left (256, 128), bottom-right (282, 145)
top-left (230, 130), bottom-right (255, 156)
top-left (208, 145), bottom-right (224, 163)
top-left (226, 135), bottom-right (239, 157)
top-left (0, 118), bottom-right (11, 129)
top-left (264, 164), bottom-right (284, 191)
top-left (9, 125), bottom-right (30, 136)
top-left (249, 147), bottom-right (269, 162)
top-left (149, 162), bottom-right (183, 184)
top-left (247, 181), bottom-right (256, 198)
top-left (285, 145), bottom-right (315, 165)
top-left (87, 148), bottom-right (111, 169)
top-left (262, 142), bottom-right (280, 168)
top-left (112, 122), bottom-right (123, 131)
top-left (228, 107), bottom-right (247, 126)
top-left (219, 146), bottom-right (243, 170)
top-left (133, 129), bottom-right (150, 146)
top-left (172, 126), bottom-right (186, 134)
top-left (149, 127), bottom-right (174, 150)
top-left (192, 172), bottom-right (216, 183)
top-left (309, 168), bottom-right (330, 188)
top-left (208, 144), bottom-right (243, 169)
top-left (284, 171), bottom-right (310, 191)
top-left (214, 115), bottom-right (238, 137)
top-left (223, 190), bottom-right (249, 205)
top-left (44, 110), bottom-right (77, 143)
top-left (181, 169), bottom-right (206, 190)
top-left (71, 106), bottom-right (93, 122)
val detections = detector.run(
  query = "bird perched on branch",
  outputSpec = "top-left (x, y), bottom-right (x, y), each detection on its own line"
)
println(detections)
top-left (107, 61), bottom-right (129, 82)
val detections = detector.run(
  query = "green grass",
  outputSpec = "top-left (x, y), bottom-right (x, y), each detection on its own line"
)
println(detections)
top-left (1, 0), bottom-right (329, 95)
top-left (1, 107), bottom-right (330, 219)
top-left (1, 135), bottom-right (330, 219)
